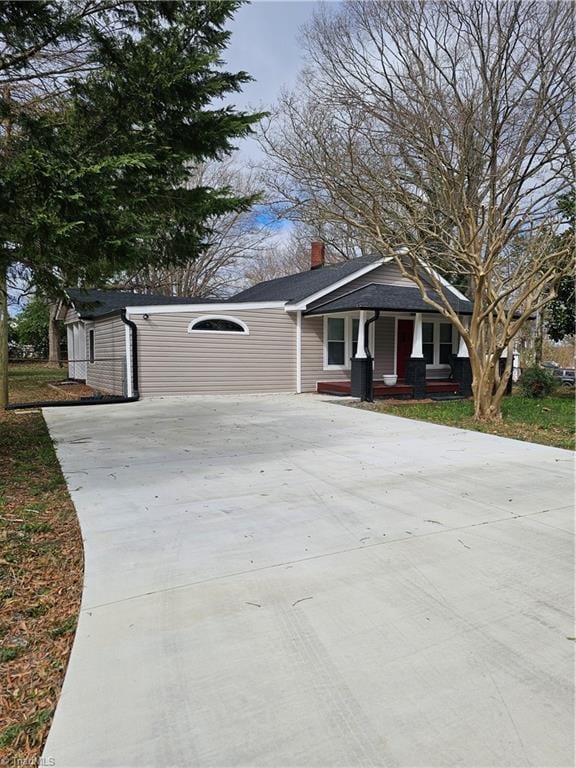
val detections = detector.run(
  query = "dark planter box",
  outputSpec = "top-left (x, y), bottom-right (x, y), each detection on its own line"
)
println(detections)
top-left (452, 356), bottom-right (473, 397)
top-left (405, 357), bottom-right (427, 398)
top-left (351, 357), bottom-right (373, 400)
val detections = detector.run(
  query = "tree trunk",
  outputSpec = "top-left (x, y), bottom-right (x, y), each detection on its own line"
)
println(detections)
top-left (470, 355), bottom-right (506, 422)
top-left (534, 310), bottom-right (544, 366)
top-left (48, 301), bottom-right (61, 365)
top-left (0, 267), bottom-right (9, 409)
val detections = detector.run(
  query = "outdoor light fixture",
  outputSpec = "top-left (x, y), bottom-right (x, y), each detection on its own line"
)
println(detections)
top-left (143, 313), bottom-right (149, 320)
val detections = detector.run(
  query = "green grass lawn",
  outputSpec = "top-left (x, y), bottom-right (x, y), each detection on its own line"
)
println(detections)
top-left (353, 390), bottom-right (575, 451)
top-left (7, 361), bottom-right (98, 405)
top-left (8, 362), bottom-right (70, 403)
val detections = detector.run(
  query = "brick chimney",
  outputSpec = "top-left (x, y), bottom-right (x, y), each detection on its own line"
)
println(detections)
top-left (310, 241), bottom-right (325, 270)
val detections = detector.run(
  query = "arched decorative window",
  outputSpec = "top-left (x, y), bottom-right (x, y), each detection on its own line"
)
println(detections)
top-left (187, 315), bottom-right (249, 335)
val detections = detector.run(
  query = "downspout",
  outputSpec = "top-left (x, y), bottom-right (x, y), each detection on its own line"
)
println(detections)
top-left (120, 309), bottom-right (139, 399)
top-left (6, 310), bottom-right (140, 410)
top-left (362, 310), bottom-right (380, 402)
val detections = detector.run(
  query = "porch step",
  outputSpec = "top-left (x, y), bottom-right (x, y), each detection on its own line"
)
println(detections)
top-left (317, 380), bottom-right (461, 398)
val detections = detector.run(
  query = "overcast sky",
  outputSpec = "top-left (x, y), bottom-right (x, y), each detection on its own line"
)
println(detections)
top-left (224, 1), bottom-right (321, 164)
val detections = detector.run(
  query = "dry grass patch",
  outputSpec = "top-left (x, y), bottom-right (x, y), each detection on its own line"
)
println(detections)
top-left (0, 408), bottom-right (83, 762)
top-left (8, 361), bottom-right (97, 405)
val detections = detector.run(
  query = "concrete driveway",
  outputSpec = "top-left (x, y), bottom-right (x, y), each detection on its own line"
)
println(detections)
top-left (43, 394), bottom-right (573, 767)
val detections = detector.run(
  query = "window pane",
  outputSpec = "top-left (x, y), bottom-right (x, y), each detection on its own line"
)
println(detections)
top-left (440, 324), bottom-right (452, 343)
top-left (328, 341), bottom-right (345, 365)
top-left (439, 344), bottom-right (452, 364)
top-left (192, 318), bottom-right (245, 332)
top-left (351, 319), bottom-right (359, 357)
top-left (328, 317), bottom-right (345, 341)
top-left (423, 343), bottom-right (434, 364)
top-left (422, 322), bottom-right (434, 343)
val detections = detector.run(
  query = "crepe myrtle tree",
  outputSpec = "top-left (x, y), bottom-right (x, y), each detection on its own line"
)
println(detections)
top-left (260, 0), bottom-right (575, 421)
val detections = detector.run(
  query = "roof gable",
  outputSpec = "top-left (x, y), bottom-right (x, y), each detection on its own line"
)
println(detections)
top-left (231, 255), bottom-right (383, 304)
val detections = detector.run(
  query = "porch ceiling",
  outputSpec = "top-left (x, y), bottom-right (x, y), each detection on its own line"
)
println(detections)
top-left (304, 282), bottom-right (473, 315)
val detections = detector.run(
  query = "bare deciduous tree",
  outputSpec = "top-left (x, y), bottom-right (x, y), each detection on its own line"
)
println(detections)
top-left (261, 0), bottom-right (575, 421)
top-left (241, 221), bottom-right (368, 286)
top-left (117, 161), bottom-right (272, 298)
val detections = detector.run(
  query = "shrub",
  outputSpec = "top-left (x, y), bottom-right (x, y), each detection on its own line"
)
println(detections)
top-left (519, 366), bottom-right (556, 398)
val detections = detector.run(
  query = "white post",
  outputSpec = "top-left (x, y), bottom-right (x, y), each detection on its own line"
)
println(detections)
top-left (355, 310), bottom-right (367, 358)
top-left (457, 317), bottom-right (469, 357)
top-left (296, 311), bottom-right (302, 393)
top-left (411, 313), bottom-right (423, 357)
top-left (125, 323), bottom-right (133, 398)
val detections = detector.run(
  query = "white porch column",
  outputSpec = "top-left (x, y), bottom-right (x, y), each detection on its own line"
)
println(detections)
top-left (457, 317), bottom-right (469, 357)
top-left (355, 310), bottom-right (367, 358)
top-left (411, 313), bottom-right (423, 357)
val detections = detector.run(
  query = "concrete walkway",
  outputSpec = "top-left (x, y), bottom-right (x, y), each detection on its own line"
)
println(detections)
top-left (43, 395), bottom-right (574, 767)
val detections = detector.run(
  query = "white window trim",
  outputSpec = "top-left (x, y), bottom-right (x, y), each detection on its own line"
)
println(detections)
top-left (422, 317), bottom-right (455, 368)
top-left (323, 314), bottom-right (375, 371)
top-left (187, 315), bottom-right (250, 335)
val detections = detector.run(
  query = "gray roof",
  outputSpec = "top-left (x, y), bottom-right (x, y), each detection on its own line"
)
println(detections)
top-left (232, 255), bottom-right (381, 303)
top-left (66, 288), bottom-right (214, 319)
top-left (305, 283), bottom-right (473, 315)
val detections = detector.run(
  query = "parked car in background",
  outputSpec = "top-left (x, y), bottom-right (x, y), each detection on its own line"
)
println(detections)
top-left (552, 368), bottom-right (575, 387)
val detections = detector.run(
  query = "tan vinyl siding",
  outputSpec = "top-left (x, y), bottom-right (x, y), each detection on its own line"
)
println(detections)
top-left (133, 308), bottom-right (296, 397)
top-left (373, 317), bottom-right (396, 378)
top-left (64, 305), bottom-right (79, 324)
top-left (86, 315), bottom-right (126, 395)
top-left (301, 316), bottom-right (348, 392)
top-left (301, 314), bottom-right (396, 391)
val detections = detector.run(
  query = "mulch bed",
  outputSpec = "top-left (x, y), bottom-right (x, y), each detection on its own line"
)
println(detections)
top-left (48, 381), bottom-right (98, 399)
top-left (0, 410), bottom-right (83, 762)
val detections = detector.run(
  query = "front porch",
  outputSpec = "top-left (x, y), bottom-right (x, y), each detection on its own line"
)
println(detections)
top-left (317, 378), bottom-right (461, 399)
top-left (304, 282), bottom-right (474, 401)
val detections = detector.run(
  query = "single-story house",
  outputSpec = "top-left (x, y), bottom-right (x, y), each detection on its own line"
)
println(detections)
top-left (61, 243), bottom-right (477, 400)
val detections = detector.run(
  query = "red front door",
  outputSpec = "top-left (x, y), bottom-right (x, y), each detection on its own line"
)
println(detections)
top-left (396, 320), bottom-right (414, 379)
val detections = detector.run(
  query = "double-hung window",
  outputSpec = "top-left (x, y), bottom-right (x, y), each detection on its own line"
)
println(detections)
top-left (326, 317), bottom-right (346, 366)
top-left (324, 316), bottom-right (373, 370)
top-left (422, 322), bottom-right (435, 364)
top-left (422, 319), bottom-right (454, 366)
top-left (439, 323), bottom-right (453, 364)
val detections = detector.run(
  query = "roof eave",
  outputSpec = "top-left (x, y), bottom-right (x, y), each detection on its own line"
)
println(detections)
top-left (305, 305), bottom-right (474, 316)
